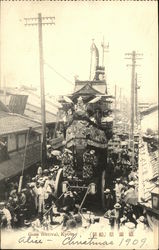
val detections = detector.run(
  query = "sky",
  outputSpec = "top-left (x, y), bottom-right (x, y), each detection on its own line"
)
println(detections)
top-left (0, 1), bottom-right (158, 103)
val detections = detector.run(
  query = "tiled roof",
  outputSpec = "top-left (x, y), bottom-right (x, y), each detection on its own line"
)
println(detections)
top-left (0, 111), bottom-right (41, 136)
top-left (1, 88), bottom-right (59, 124)
top-left (74, 82), bottom-right (102, 96)
top-left (74, 80), bottom-right (106, 95)
top-left (6, 88), bottom-right (60, 115)
top-left (92, 84), bottom-right (106, 95)
top-left (25, 103), bottom-right (57, 124)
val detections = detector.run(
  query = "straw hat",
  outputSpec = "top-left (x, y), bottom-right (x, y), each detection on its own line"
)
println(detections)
top-left (64, 148), bottom-right (72, 154)
top-left (0, 201), bottom-right (5, 207)
top-left (116, 178), bottom-right (120, 181)
top-left (43, 169), bottom-right (49, 173)
top-left (50, 169), bottom-right (54, 172)
top-left (90, 150), bottom-right (95, 154)
top-left (138, 216), bottom-right (145, 223)
top-left (54, 165), bottom-right (60, 170)
top-left (114, 203), bottom-right (121, 209)
top-left (24, 220), bottom-right (31, 226)
top-left (10, 189), bottom-right (17, 195)
top-left (123, 180), bottom-right (128, 185)
top-left (65, 191), bottom-right (73, 197)
top-left (47, 144), bottom-right (51, 149)
top-left (30, 182), bottom-right (35, 188)
top-left (104, 189), bottom-right (110, 194)
top-left (129, 181), bottom-right (135, 186)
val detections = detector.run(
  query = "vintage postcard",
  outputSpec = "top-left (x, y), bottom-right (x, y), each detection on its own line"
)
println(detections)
top-left (0, 0), bottom-right (158, 249)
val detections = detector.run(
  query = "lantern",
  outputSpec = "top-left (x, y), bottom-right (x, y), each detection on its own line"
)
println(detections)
top-left (62, 181), bottom-right (68, 193)
top-left (89, 183), bottom-right (96, 195)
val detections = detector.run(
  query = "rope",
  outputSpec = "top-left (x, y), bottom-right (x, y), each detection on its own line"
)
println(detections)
top-left (43, 192), bottom-right (64, 217)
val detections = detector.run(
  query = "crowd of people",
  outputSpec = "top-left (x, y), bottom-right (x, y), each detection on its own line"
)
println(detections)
top-left (0, 152), bottom-right (85, 231)
top-left (103, 144), bottom-right (149, 231)
top-left (0, 165), bottom-right (59, 229)
top-left (0, 139), bottom-right (149, 232)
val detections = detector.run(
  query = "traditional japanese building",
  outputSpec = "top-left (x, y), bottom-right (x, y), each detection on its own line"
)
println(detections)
top-left (0, 86), bottom-right (60, 138)
top-left (0, 100), bottom-right (42, 198)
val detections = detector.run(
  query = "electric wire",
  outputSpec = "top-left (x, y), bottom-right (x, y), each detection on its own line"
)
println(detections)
top-left (44, 61), bottom-right (74, 86)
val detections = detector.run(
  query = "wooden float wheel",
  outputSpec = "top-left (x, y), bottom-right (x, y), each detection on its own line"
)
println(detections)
top-left (54, 168), bottom-right (63, 198)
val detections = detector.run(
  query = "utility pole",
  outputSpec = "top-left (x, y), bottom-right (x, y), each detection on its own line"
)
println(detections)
top-left (119, 87), bottom-right (122, 112)
top-left (135, 73), bottom-right (140, 125)
top-left (89, 40), bottom-right (93, 81)
top-left (114, 84), bottom-right (117, 126)
top-left (101, 37), bottom-right (109, 67)
top-left (125, 51), bottom-right (143, 165)
top-left (24, 14), bottom-right (55, 168)
top-left (135, 73), bottom-right (137, 124)
top-left (3, 76), bottom-right (6, 105)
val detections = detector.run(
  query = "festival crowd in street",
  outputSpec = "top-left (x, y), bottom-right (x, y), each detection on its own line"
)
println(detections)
top-left (0, 142), bottom-right (149, 232)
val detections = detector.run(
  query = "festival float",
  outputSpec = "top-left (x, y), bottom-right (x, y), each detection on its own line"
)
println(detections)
top-left (54, 41), bottom-right (114, 209)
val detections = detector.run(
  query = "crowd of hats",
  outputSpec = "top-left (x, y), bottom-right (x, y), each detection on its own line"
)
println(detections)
top-left (102, 143), bottom-right (148, 231)
top-left (0, 134), bottom-right (144, 231)
top-left (104, 193), bottom-right (148, 231)
top-left (0, 163), bottom-right (62, 229)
